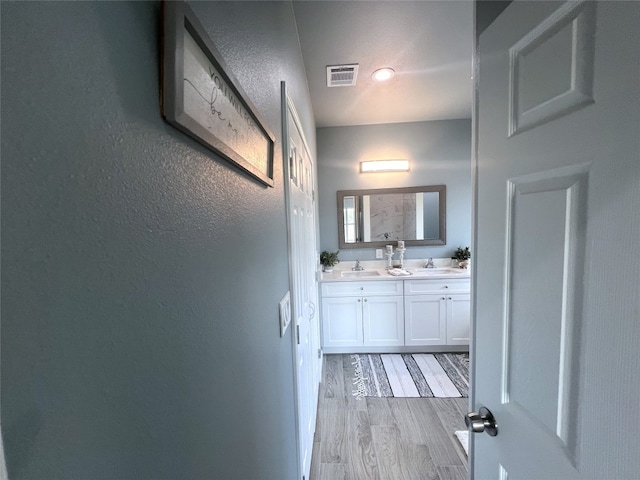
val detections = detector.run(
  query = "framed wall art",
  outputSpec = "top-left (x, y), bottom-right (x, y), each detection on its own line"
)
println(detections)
top-left (162, 1), bottom-right (275, 187)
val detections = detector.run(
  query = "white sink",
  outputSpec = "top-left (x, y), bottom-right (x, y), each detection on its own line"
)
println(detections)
top-left (340, 270), bottom-right (381, 277)
top-left (411, 267), bottom-right (465, 275)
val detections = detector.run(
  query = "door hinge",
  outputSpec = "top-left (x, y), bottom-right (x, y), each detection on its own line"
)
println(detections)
top-left (296, 325), bottom-right (301, 345)
top-left (318, 348), bottom-right (322, 359)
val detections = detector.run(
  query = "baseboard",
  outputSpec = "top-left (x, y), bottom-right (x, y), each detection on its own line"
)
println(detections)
top-left (322, 345), bottom-right (469, 354)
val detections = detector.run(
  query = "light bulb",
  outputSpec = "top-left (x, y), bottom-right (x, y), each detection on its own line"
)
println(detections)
top-left (372, 67), bottom-right (395, 82)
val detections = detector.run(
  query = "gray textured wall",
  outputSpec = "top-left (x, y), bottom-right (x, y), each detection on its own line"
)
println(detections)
top-left (317, 120), bottom-right (472, 261)
top-left (1, 1), bottom-right (314, 478)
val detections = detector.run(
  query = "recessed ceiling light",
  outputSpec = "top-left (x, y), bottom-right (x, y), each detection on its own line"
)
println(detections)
top-left (371, 67), bottom-right (395, 82)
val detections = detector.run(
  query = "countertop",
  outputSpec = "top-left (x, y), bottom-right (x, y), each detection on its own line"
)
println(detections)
top-left (320, 264), bottom-right (470, 283)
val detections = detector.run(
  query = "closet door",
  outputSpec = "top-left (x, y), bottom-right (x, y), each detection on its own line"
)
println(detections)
top-left (282, 83), bottom-right (320, 480)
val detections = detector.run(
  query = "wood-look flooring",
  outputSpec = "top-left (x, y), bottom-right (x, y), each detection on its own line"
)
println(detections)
top-left (310, 354), bottom-right (469, 480)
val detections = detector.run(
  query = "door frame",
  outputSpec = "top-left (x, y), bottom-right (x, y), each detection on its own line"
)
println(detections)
top-left (469, 1), bottom-right (481, 477)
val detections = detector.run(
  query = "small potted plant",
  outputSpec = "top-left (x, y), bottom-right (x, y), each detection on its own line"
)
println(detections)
top-left (320, 250), bottom-right (340, 273)
top-left (453, 246), bottom-right (471, 269)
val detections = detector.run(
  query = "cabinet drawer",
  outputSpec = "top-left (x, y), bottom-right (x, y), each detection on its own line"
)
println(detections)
top-left (404, 279), bottom-right (470, 295)
top-left (321, 280), bottom-right (403, 297)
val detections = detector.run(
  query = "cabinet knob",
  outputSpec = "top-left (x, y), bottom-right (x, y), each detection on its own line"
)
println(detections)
top-left (360, 287), bottom-right (364, 291)
top-left (364, 299), bottom-right (367, 302)
top-left (448, 297), bottom-right (452, 300)
top-left (442, 297), bottom-right (446, 300)
top-left (358, 299), bottom-right (361, 302)
top-left (444, 285), bottom-right (449, 289)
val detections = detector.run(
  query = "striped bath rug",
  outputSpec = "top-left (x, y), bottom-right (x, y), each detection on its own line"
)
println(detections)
top-left (351, 353), bottom-right (469, 398)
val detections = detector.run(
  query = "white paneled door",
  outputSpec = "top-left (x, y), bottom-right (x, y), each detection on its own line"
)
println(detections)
top-left (282, 84), bottom-right (321, 480)
top-left (473, 1), bottom-right (639, 478)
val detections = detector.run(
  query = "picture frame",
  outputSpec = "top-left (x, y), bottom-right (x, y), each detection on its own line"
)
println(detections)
top-left (162, 1), bottom-right (275, 187)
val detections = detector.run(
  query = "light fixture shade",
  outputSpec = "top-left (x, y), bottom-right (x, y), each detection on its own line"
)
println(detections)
top-left (372, 67), bottom-right (395, 82)
top-left (360, 160), bottom-right (410, 173)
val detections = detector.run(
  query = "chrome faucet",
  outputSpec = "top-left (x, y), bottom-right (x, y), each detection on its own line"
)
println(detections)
top-left (425, 257), bottom-right (435, 269)
top-left (352, 260), bottom-right (365, 271)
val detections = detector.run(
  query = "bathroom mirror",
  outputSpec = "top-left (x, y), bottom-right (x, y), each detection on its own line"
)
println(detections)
top-left (337, 185), bottom-right (446, 249)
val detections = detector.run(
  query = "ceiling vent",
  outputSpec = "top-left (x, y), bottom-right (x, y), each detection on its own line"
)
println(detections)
top-left (326, 64), bottom-right (359, 87)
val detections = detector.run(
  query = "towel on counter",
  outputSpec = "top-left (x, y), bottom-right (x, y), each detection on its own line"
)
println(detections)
top-left (387, 268), bottom-right (412, 276)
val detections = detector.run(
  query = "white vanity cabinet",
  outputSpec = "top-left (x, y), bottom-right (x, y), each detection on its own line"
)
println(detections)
top-left (321, 280), bottom-right (404, 349)
top-left (404, 279), bottom-right (471, 346)
top-left (404, 292), bottom-right (446, 345)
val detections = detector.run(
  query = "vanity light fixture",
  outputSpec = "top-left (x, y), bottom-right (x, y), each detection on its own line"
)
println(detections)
top-left (360, 159), bottom-right (410, 173)
top-left (371, 67), bottom-right (395, 82)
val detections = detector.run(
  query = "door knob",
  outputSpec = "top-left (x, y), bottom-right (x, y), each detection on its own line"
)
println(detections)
top-left (465, 407), bottom-right (498, 436)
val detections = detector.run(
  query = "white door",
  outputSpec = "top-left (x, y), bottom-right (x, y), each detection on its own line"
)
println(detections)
top-left (282, 84), bottom-right (321, 480)
top-left (473, 1), bottom-right (640, 478)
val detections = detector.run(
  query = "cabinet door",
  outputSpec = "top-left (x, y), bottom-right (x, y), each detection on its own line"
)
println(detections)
top-left (404, 294), bottom-right (446, 345)
top-left (445, 294), bottom-right (470, 345)
top-left (363, 295), bottom-right (404, 346)
top-left (321, 297), bottom-right (362, 347)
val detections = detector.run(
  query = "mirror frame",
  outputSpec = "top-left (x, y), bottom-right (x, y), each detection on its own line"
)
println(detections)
top-left (337, 185), bottom-right (446, 249)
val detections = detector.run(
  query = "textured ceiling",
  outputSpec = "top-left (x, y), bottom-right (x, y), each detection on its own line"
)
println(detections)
top-left (292, 1), bottom-right (474, 128)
